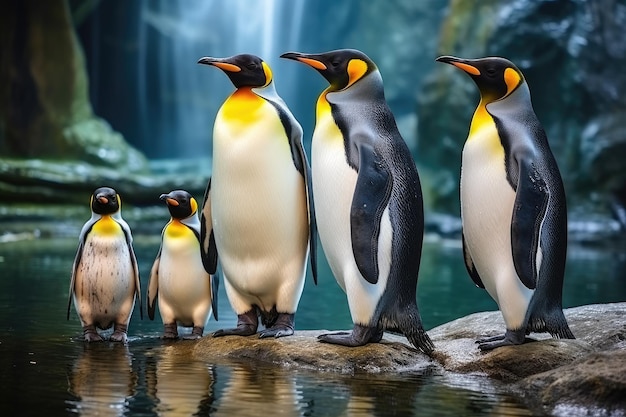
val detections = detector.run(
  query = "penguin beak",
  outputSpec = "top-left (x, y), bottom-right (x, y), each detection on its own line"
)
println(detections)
top-left (280, 52), bottom-right (327, 71)
top-left (198, 56), bottom-right (241, 73)
top-left (96, 195), bottom-right (108, 204)
top-left (160, 194), bottom-right (179, 207)
top-left (435, 55), bottom-right (481, 76)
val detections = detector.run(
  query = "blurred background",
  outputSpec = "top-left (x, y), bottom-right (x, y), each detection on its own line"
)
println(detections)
top-left (2, 0), bottom-right (625, 238)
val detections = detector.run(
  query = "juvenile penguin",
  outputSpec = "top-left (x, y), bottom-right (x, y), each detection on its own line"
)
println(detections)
top-left (147, 190), bottom-right (218, 339)
top-left (197, 54), bottom-right (316, 338)
top-left (281, 49), bottom-right (434, 354)
top-left (436, 55), bottom-right (575, 350)
top-left (67, 187), bottom-right (142, 343)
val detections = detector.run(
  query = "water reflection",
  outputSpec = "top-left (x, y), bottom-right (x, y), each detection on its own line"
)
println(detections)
top-left (145, 343), bottom-right (215, 416)
top-left (213, 361), bottom-right (304, 417)
top-left (67, 343), bottom-right (137, 417)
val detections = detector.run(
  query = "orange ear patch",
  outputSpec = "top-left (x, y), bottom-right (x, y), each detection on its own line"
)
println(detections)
top-left (346, 59), bottom-right (368, 88)
top-left (503, 67), bottom-right (521, 96)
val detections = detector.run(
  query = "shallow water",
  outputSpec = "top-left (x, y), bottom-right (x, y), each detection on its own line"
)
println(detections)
top-left (0, 230), bottom-right (625, 416)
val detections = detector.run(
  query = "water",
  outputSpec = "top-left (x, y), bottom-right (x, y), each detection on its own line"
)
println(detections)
top-left (1, 227), bottom-right (625, 416)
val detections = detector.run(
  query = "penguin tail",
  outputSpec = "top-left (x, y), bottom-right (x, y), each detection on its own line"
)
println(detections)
top-left (382, 304), bottom-right (435, 355)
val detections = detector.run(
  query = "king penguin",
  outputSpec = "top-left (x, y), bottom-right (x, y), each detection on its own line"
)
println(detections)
top-left (435, 55), bottom-right (575, 350)
top-left (67, 187), bottom-right (142, 343)
top-left (197, 53), bottom-right (317, 338)
top-left (147, 190), bottom-right (218, 339)
top-left (281, 49), bottom-right (434, 354)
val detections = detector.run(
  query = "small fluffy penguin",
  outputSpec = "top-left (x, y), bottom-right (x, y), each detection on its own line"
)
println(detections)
top-left (147, 190), bottom-right (218, 339)
top-left (281, 49), bottom-right (434, 354)
top-left (436, 55), bottom-right (575, 350)
top-left (67, 187), bottom-right (142, 343)
top-left (197, 54), bottom-right (316, 338)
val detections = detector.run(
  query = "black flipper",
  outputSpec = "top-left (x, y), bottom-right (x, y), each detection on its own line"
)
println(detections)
top-left (200, 179), bottom-right (218, 274)
top-left (211, 270), bottom-right (219, 321)
top-left (350, 142), bottom-right (393, 285)
top-left (462, 232), bottom-right (484, 289)
top-left (293, 138), bottom-right (318, 285)
top-left (147, 245), bottom-right (162, 321)
top-left (511, 158), bottom-right (549, 290)
top-left (67, 240), bottom-right (84, 320)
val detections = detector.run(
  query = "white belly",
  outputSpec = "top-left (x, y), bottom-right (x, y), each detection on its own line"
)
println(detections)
top-left (311, 118), bottom-right (390, 326)
top-left (158, 237), bottom-right (212, 326)
top-left (210, 105), bottom-right (308, 312)
top-left (461, 126), bottom-right (533, 329)
top-left (74, 234), bottom-right (136, 329)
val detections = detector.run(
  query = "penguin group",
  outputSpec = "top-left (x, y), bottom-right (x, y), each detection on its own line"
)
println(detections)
top-left (67, 49), bottom-right (574, 354)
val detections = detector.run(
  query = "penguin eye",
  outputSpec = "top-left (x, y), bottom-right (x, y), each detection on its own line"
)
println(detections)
top-left (246, 63), bottom-right (257, 70)
top-left (486, 67), bottom-right (498, 77)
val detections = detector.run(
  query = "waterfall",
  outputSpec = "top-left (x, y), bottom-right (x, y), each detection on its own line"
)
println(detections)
top-left (135, 0), bottom-right (307, 160)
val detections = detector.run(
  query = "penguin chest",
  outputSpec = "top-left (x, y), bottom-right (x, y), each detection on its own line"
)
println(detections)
top-left (461, 124), bottom-right (533, 317)
top-left (75, 226), bottom-right (135, 327)
top-left (210, 90), bottom-right (308, 294)
top-left (311, 113), bottom-right (358, 291)
top-left (158, 223), bottom-right (211, 314)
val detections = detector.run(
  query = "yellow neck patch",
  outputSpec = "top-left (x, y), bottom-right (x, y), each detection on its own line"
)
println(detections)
top-left (468, 101), bottom-right (505, 158)
top-left (92, 215), bottom-right (123, 236)
top-left (503, 67), bottom-right (521, 97)
top-left (315, 89), bottom-right (343, 144)
top-left (165, 219), bottom-right (193, 239)
top-left (220, 87), bottom-right (264, 124)
top-left (346, 59), bottom-right (368, 88)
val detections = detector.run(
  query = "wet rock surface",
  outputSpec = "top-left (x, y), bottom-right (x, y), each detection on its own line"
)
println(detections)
top-left (191, 303), bottom-right (626, 415)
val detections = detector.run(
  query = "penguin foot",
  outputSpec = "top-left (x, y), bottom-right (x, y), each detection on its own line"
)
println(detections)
top-left (213, 310), bottom-right (258, 337)
top-left (162, 323), bottom-right (179, 339)
top-left (259, 313), bottom-right (295, 339)
top-left (477, 329), bottom-right (526, 351)
top-left (182, 326), bottom-right (204, 340)
top-left (318, 324), bottom-right (383, 347)
top-left (83, 325), bottom-right (104, 342)
top-left (110, 324), bottom-right (128, 343)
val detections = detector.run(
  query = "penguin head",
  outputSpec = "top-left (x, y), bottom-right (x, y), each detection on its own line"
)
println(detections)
top-left (198, 54), bottom-right (273, 89)
top-left (90, 187), bottom-right (121, 215)
top-left (160, 190), bottom-right (198, 220)
top-left (280, 49), bottom-right (377, 92)
top-left (435, 56), bottom-right (525, 103)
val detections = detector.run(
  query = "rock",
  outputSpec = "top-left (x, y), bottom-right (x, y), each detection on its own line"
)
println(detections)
top-left (190, 302), bottom-right (626, 414)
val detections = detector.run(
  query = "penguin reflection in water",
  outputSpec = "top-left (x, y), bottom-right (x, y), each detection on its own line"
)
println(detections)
top-left (436, 55), bottom-right (575, 350)
top-left (281, 49), bottom-right (434, 354)
top-left (197, 54), bottom-right (316, 338)
top-left (67, 187), bottom-right (142, 343)
top-left (147, 190), bottom-right (218, 339)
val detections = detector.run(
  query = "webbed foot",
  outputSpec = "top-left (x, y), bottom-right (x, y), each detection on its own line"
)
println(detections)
top-left (83, 325), bottom-right (104, 342)
top-left (213, 309), bottom-right (258, 337)
top-left (163, 323), bottom-right (178, 339)
top-left (110, 323), bottom-right (128, 343)
top-left (318, 324), bottom-right (383, 347)
top-left (259, 313), bottom-right (295, 338)
top-left (182, 326), bottom-right (204, 340)
top-left (477, 329), bottom-right (526, 351)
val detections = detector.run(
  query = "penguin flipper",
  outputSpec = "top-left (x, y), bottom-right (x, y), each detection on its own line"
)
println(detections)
top-left (129, 244), bottom-right (143, 320)
top-left (200, 179), bottom-right (218, 274)
top-left (293, 138), bottom-right (318, 285)
top-left (462, 232), bottom-right (484, 288)
top-left (350, 142), bottom-right (392, 285)
top-left (147, 249), bottom-right (160, 321)
top-left (67, 241), bottom-right (84, 320)
top-left (511, 158), bottom-right (549, 290)
top-left (211, 271), bottom-right (219, 321)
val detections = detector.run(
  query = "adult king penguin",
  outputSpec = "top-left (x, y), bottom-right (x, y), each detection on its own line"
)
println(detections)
top-left (67, 187), bottom-right (142, 343)
top-left (147, 190), bottom-right (218, 339)
top-left (436, 55), bottom-right (575, 350)
top-left (281, 49), bottom-right (434, 354)
top-left (197, 54), bottom-right (316, 338)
